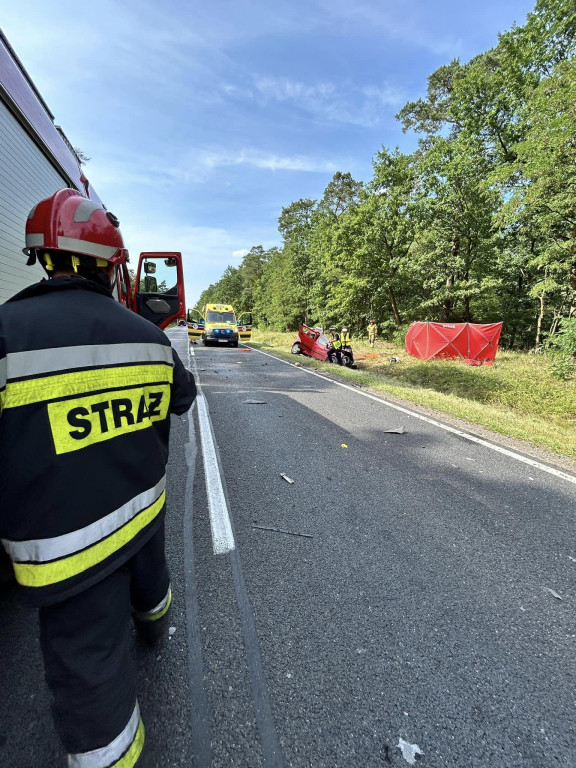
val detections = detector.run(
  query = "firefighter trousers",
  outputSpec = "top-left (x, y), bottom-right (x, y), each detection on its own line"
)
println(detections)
top-left (39, 527), bottom-right (170, 766)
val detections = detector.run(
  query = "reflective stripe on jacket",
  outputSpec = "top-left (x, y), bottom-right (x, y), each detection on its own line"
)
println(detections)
top-left (0, 277), bottom-right (196, 605)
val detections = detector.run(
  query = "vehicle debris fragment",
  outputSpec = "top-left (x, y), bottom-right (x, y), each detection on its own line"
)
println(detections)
top-left (569, 556), bottom-right (576, 563)
top-left (397, 738), bottom-right (423, 764)
top-left (384, 427), bottom-right (405, 434)
top-left (280, 473), bottom-right (295, 484)
top-left (543, 587), bottom-right (563, 600)
top-left (341, 443), bottom-right (348, 448)
top-left (252, 524), bottom-right (313, 539)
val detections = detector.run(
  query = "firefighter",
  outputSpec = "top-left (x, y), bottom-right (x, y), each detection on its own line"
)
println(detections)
top-left (327, 326), bottom-right (343, 365)
top-left (367, 318), bottom-right (377, 346)
top-left (0, 189), bottom-right (196, 768)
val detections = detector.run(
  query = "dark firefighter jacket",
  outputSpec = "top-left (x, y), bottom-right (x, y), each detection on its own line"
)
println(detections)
top-left (0, 277), bottom-right (196, 606)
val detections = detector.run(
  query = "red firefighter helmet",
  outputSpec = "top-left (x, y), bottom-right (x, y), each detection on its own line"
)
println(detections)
top-left (23, 188), bottom-right (128, 265)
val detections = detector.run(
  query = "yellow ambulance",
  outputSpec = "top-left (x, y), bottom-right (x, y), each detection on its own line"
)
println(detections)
top-left (187, 304), bottom-right (252, 347)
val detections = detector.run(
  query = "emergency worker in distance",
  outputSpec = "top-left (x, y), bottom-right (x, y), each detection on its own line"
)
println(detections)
top-left (0, 189), bottom-right (196, 768)
top-left (367, 318), bottom-right (377, 346)
top-left (327, 326), bottom-right (343, 365)
top-left (341, 327), bottom-right (351, 346)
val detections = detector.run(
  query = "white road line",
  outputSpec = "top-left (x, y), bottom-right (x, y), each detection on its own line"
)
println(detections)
top-left (244, 344), bottom-right (576, 488)
top-left (187, 341), bottom-right (235, 555)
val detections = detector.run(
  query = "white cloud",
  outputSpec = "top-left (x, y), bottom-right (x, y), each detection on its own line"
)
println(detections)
top-left (252, 76), bottom-right (405, 128)
top-left (182, 147), bottom-right (337, 174)
top-left (86, 146), bottom-right (338, 193)
top-left (232, 249), bottom-right (250, 258)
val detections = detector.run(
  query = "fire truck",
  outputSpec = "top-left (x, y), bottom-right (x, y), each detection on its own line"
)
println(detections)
top-left (0, 29), bottom-right (185, 328)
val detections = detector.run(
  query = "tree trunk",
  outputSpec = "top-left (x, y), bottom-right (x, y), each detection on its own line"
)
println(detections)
top-left (464, 267), bottom-right (471, 322)
top-left (547, 296), bottom-right (567, 344)
top-left (442, 272), bottom-right (454, 322)
top-left (388, 286), bottom-right (402, 325)
top-left (535, 292), bottom-right (546, 350)
top-left (569, 291), bottom-right (576, 318)
top-left (464, 243), bottom-right (472, 322)
top-left (443, 235), bottom-right (459, 322)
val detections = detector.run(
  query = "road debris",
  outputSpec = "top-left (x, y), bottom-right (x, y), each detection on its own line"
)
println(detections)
top-left (569, 556), bottom-right (576, 563)
top-left (243, 399), bottom-right (267, 404)
top-left (384, 427), bottom-right (405, 434)
top-left (294, 362), bottom-right (302, 366)
top-left (390, 356), bottom-right (401, 363)
top-left (280, 473), bottom-right (295, 484)
top-left (252, 524), bottom-right (313, 539)
top-left (398, 738), bottom-right (423, 764)
top-left (341, 443), bottom-right (348, 448)
top-left (543, 587), bottom-right (563, 600)
top-left (168, 627), bottom-right (176, 636)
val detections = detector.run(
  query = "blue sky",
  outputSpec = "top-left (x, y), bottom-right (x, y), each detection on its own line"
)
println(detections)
top-left (2, 0), bottom-right (535, 305)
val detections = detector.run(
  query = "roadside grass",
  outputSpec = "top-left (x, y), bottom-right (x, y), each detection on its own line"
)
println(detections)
top-left (249, 330), bottom-right (576, 459)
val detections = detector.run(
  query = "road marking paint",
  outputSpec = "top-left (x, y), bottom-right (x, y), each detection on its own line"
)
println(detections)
top-left (194, 394), bottom-right (235, 554)
top-left (244, 345), bottom-right (576, 488)
top-left (187, 340), bottom-right (235, 555)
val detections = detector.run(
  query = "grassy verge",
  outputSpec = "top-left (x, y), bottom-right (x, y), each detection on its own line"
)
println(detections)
top-left (249, 330), bottom-right (576, 459)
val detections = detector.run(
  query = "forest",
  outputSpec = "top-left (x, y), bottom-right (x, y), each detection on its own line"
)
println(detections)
top-left (196, 0), bottom-right (576, 355)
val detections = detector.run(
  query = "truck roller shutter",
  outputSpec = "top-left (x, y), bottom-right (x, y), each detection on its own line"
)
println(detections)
top-left (0, 99), bottom-right (69, 304)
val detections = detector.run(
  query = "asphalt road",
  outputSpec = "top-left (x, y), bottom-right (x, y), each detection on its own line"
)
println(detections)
top-left (1, 329), bottom-right (575, 767)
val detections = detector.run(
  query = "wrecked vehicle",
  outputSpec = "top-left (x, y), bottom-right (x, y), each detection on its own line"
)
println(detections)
top-left (291, 325), bottom-right (356, 367)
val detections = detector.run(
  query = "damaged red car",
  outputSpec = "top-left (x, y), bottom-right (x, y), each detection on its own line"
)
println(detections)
top-left (291, 325), bottom-right (356, 367)
top-left (291, 325), bottom-right (330, 360)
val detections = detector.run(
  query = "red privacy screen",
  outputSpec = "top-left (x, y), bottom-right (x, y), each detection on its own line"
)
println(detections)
top-left (405, 322), bottom-right (503, 364)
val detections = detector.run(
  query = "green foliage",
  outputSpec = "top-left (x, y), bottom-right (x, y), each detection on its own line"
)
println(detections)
top-left (548, 317), bottom-right (576, 378)
top-left (198, 0), bottom-right (576, 352)
top-left (550, 317), bottom-right (576, 355)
